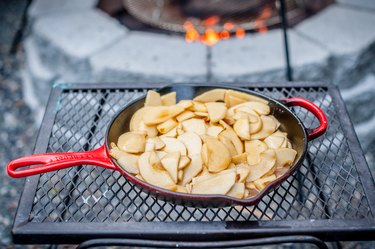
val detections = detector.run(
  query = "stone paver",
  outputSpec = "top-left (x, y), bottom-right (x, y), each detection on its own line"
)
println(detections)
top-left (337, 0), bottom-right (375, 11)
top-left (90, 32), bottom-right (207, 82)
top-left (24, 38), bottom-right (56, 83)
top-left (211, 29), bottom-right (329, 81)
top-left (34, 9), bottom-right (127, 60)
top-left (296, 5), bottom-right (375, 55)
top-left (28, 0), bottom-right (98, 19)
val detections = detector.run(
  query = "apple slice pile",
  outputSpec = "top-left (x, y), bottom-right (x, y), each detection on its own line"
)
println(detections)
top-left (110, 89), bottom-right (297, 199)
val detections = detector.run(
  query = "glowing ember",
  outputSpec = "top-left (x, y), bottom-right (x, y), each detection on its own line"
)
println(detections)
top-left (235, 28), bottom-right (245, 39)
top-left (201, 28), bottom-right (220, 46)
top-left (203, 16), bottom-right (220, 26)
top-left (255, 6), bottom-right (272, 33)
top-left (223, 22), bottom-right (234, 30)
top-left (184, 11), bottom-right (270, 46)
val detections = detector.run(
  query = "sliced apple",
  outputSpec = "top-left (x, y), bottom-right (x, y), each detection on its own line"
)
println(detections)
top-left (227, 183), bottom-right (245, 198)
top-left (218, 134), bottom-right (237, 156)
top-left (145, 141), bottom-right (155, 152)
top-left (264, 135), bottom-right (285, 149)
top-left (191, 171), bottom-right (236, 195)
top-left (143, 105), bottom-right (184, 125)
top-left (233, 117), bottom-right (251, 140)
top-left (194, 111), bottom-right (208, 117)
top-left (157, 118), bottom-right (178, 134)
top-left (245, 140), bottom-right (268, 165)
top-left (192, 168), bottom-right (236, 185)
top-left (250, 115), bottom-right (277, 140)
top-left (232, 152), bottom-right (248, 164)
top-left (227, 101), bottom-right (270, 117)
top-left (177, 100), bottom-right (193, 109)
top-left (249, 117), bottom-right (263, 134)
top-left (273, 130), bottom-right (288, 137)
top-left (234, 106), bottom-right (259, 116)
top-left (160, 137), bottom-right (187, 156)
top-left (161, 92), bottom-right (176, 106)
top-left (178, 170), bottom-right (183, 181)
top-left (176, 185), bottom-right (187, 193)
top-left (287, 141), bottom-right (292, 149)
top-left (176, 127), bottom-right (184, 136)
top-left (176, 110), bottom-right (195, 122)
top-left (189, 101), bottom-right (208, 112)
top-left (236, 163), bottom-right (250, 182)
top-left (161, 151), bottom-right (181, 183)
top-left (156, 151), bottom-right (167, 160)
top-left (225, 89), bottom-right (269, 104)
top-left (269, 115), bottom-right (281, 130)
top-left (130, 107), bottom-right (158, 137)
top-left (181, 154), bottom-right (203, 186)
top-left (232, 112), bottom-right (248, 121)
top-left (161, 127), bottom-right (177, 138)
top-left (275, 148), bottom-right (297, 167)
top-left (246, 149), bottom-right (276, 182)
top-left (138, 152), bottom-right (175, 188)
top-left (246, 182), bottom-right (256, 189)
top-left (144, 90), bottom-right (162, 106)
top-left (178, 156), bottom-right (191, 169)
top-left (146, 137), bottom-right (165, 150)
top-left (228, 163), bottom-right (236, 169)
top-left (109, 146), bottom-right (128, 160)
top-left (223, 117), bottom-right (235, 126)
top-left (117, 132), bottom-right (146, 153)
top-left (220, 128), bottom-right (244, 155)
top-left (135, 174), bottom-right (144, 181)
top-left (181, 118), bottom-right (206, 135)
top-left (177, 132), bottom-right (202, 155)
top-left (206, 125), bottom-right (224, 138)
top-left (204, 102), bottom-right (227, 123)
top-left (253, 174), bottom-right (276, 191)
top-left (204, 137), bottom-right (231, 173)
top-left (117, 153), bottom-right (140, 174)
top-left (149, 151), bottom-right (164, 170)
top-left (225, 93), bottom-right (247, 107)
top-left (275, 166), bottom-right (290, 178)
top-left (193, 89), bottom-right (226, 103)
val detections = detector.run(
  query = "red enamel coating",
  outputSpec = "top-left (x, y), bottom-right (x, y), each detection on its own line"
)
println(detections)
top-left (281, 97), bottom-right (328, 141)
top-left (7, 145), bottom-right (116, 178)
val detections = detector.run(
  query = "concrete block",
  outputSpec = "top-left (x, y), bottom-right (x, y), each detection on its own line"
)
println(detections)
top-left (24, 38), bottom-right (57, 83)
top-left (211, 29), bottom-right (329, 81)
top-left (296, 5), bottom-right (375, 55)
top-left (29, 0), bottom-right (98, 19)
top-left (34, 9), bottom-right (127, 60)
top-left (341, 74), bottom-right (375, 124)
top-left (89, 32), bottom-right (208, 82)
top-left (337, 0), bottom-right (375, 10)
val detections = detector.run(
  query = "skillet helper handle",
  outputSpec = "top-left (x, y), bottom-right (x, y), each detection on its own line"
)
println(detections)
top-left (7, 144), bottom-right (116, 178)
top-left (280, 97), bottom-right (328, 141)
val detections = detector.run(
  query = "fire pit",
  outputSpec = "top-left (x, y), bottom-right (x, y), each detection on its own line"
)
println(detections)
top-left (99, 0), bottom-right (333, 46)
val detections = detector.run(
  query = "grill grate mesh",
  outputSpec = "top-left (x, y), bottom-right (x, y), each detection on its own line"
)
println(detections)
top-left (30, 87), bottom-right (372, 223)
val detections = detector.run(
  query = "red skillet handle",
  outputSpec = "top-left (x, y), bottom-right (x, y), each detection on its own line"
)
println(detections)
top-left (7, 144), bottom-right (116, 178)
top-left (280, 97), bottom-right (328, 141)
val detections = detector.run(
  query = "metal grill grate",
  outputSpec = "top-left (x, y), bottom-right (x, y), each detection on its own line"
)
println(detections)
top-left (29, 86), bottom-right (372, 223)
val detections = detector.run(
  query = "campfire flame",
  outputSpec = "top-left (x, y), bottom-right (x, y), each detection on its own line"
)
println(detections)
top-left (184, 7), bottom-right (272, 46)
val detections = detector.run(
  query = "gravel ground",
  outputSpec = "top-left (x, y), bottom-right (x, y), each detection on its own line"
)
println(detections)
top-left (0, 0), bottom-right (40, 247)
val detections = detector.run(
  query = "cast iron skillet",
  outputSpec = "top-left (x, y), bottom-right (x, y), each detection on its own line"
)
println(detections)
top-left (7, 84), bottom-right (328, 207)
